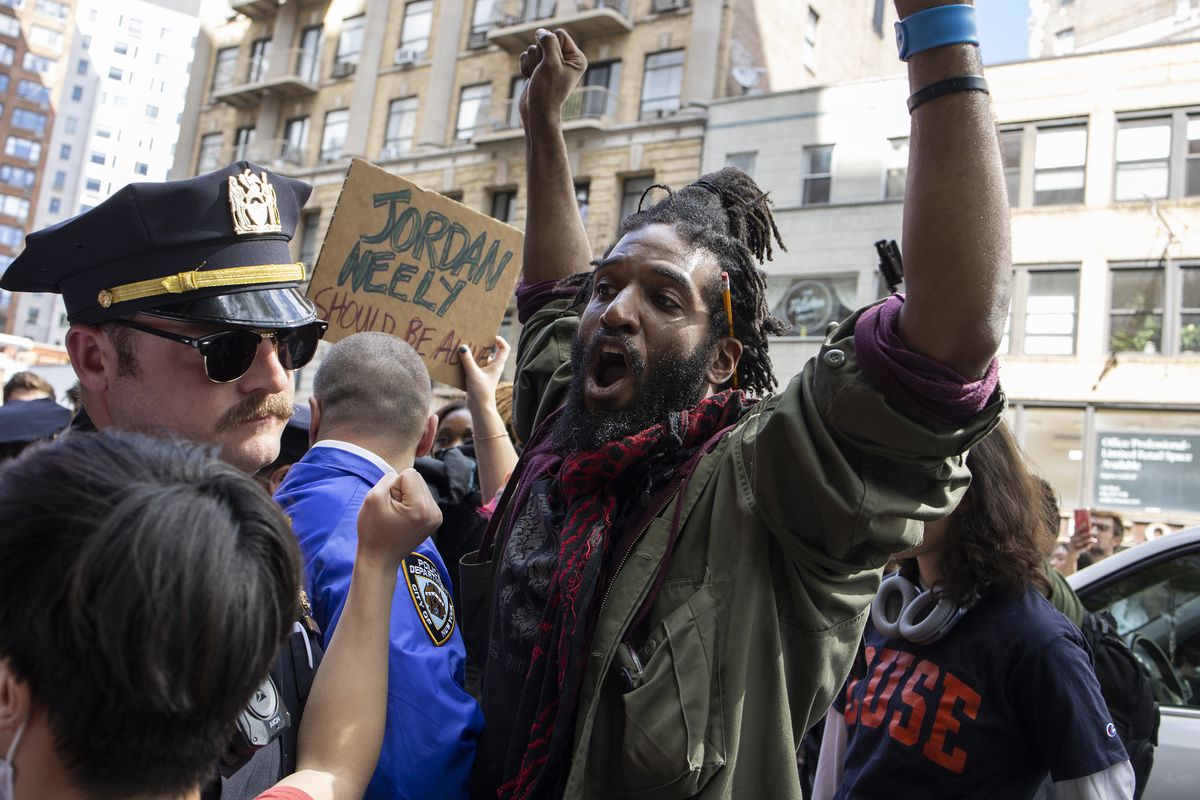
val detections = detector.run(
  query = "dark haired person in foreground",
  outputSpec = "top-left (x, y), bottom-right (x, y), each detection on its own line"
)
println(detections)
top-left (0, 431), bottom-right (441, 800)
top-left (465, 3), bottom-right (1010, 798)
top-left (812, 424), bottom-right (1133, 799)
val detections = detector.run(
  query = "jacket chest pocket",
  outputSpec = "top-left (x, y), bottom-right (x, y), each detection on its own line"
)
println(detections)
top-left (617, 583), bottom-right (726, 798)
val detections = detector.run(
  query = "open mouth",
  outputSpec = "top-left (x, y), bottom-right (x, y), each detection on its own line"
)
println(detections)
top-left (593, 345), bottom-right (630, 389)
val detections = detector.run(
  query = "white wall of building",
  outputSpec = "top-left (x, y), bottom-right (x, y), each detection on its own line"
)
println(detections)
top-left (12, 0), bottom-right (199, 346)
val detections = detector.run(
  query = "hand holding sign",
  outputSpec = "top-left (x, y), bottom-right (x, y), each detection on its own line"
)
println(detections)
top-left (306, 159), bottom-right (523, 388)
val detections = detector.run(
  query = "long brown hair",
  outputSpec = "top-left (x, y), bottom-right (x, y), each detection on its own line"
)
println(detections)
top-left (927, 422), bottom-right (1054, 604)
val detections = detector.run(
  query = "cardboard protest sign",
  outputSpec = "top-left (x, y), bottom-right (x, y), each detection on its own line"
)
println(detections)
top-left (306, 158), bottom-right (523, 388)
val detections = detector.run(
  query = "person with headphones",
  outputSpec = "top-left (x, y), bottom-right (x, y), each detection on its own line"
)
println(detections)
top-left (812, 423), bottom-right (1134, 799)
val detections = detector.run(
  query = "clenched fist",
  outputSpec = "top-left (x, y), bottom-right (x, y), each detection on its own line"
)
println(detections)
top-left (519, 27), bottom-right (587, 126)
top-left (357, 468), bottom-right (443, 570)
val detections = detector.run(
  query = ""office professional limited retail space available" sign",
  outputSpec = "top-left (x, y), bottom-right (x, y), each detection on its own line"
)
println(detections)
top-left (1093, 432), bottom-right (1200, 514)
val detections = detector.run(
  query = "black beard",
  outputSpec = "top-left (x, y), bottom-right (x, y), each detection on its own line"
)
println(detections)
top-left (555, 328), bottom-right (715, 452)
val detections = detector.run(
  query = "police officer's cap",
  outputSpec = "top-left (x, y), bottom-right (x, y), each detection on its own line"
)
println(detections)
top-left (0, 161), bottom-right (318, 329)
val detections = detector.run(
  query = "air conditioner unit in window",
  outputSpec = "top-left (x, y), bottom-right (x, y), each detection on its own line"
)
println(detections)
top-left (393, 48), bottom-right (421, 66)
top-left (653, 0), bottom-right (688, 12)
top-left (331, 61), bottom-right (356, 79)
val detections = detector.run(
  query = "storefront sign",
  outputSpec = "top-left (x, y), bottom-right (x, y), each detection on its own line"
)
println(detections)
top-left (1093, 432), bottom-right (1200, 514)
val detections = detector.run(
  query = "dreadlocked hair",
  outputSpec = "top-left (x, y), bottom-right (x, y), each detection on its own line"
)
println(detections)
top-left (560, 166), bottom-right (789, 396)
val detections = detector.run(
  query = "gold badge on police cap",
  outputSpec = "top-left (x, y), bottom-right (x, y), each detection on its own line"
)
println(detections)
top-left (228, 169), bottom-right (282, 235)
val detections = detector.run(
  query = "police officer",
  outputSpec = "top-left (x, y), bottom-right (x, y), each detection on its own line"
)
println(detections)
top-left (0, 161), bottom-right (328, 798)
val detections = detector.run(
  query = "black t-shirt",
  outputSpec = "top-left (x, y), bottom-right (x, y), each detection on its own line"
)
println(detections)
top-left (832, 587), bottom-right (1127, 799)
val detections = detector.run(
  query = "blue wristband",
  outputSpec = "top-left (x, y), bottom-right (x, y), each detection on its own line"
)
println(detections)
top-left (895, 4), bottom-right (979, 62)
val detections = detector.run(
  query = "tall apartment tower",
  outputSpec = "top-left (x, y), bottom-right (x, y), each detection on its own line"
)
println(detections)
top-left (5, 0), bottom-right (201, 345)
top-left (173, 0), bottom-right (901, 274)
top-left (1030, 0), bottom-right (1200, 58)
top-left (0, 0), bottom-right (77, 332)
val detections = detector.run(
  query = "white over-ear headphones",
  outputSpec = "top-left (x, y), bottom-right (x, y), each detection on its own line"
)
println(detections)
top-left (870, 572), bottom-right (967, 645)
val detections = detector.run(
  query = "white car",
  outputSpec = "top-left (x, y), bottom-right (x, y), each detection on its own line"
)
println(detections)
top-left (1068, 528), bottom-right (1200, 800)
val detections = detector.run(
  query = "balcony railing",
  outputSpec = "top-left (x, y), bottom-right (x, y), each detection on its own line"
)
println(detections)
top-left (247, 139), bottom-right (307, 171)
top-left (232, 0), bottom-right (329, 21)
top-left (473, 84), bottom-right (617, 141)
top-left (487, 0), bottom-right (632, 50)
top-left (211, 47), bottom-right (321, 107)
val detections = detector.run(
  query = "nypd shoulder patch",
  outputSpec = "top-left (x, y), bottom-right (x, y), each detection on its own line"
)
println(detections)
top-left (403, 552), bottom-right (455, 646)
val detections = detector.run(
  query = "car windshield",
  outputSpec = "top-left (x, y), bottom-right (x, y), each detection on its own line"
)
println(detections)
top-left (1082, 553), bottom-right (1200, 708)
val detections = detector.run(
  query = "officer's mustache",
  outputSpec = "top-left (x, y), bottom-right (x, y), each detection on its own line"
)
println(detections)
top-left (215, 394), bottom-right (293, 433)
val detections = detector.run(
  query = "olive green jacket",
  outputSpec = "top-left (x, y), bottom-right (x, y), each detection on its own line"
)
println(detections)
top-left (464, 297), bottom-right (1002, 800)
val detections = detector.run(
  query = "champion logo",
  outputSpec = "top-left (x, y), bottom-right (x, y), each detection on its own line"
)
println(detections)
top-left (403, 552), bottom-right (455, 646)
top-left (1106, 723), bottom-right (1118, 738)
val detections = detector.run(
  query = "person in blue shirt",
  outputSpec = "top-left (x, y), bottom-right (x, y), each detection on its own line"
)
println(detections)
top-left (275, 332), bottom-right (484, 800)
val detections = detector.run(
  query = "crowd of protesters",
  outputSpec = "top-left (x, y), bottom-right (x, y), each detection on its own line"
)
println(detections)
top-left (0, 3), bottom-right (1169, 799)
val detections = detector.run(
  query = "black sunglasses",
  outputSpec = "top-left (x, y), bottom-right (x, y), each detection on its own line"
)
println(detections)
top-left (111, 318), bottom-right (328, 383)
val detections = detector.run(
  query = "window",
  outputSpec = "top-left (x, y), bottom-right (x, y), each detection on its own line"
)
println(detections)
top-left (1109, 266), bottom-right (1163, 354)
top-left (80, 34), bottom-right (89, 48)
top-left (64, 115), bottom-right (76, 133)
top-left (320, 109), bottom-right (348, 162)
top-left (490, 189), bottom-right (516, 224)
top-left (804, 8), bottom-right (819, 71)
top-left (127, 17), bottom-right (142, 39)
top-left (1181, 265), bottom-right (1200, 353)
top-left (134, 161), bottom-right (148, 176)
top-left (575, 181), bottom-right (589, 222)
top-left (382, 96), bottom-right (418, 157)
top-left (212, 46), bottom-right (237, 91)
top-left (108, 66), bottom-right (123, 81)
top-left (0, 43), bottom-right (13, 65)
top-left (5, 136), bottom-right (40, 163)
top-left (620, 175), bottom-right (655, 224)
top-left (872, 0), bottom-right (886, 36)
top-left (0, 14), bottom-right (19, 37)
top-left (470, 0), bottom-right (495, 48)
top-left (114, 40), bottom-right (128, 55)
top-left (725, 152), bottom-right (756, 178)
top-left (11, 108), bottom-right (47, 134)
top-left (197, 132), bottom-right (222, 171)
top-left (0, 223), bottom-right (23, 248)
top-left (51, 170), bottom-right (64, 189)
top-left (34, 0), bottom-right (67, 20)
top-left (17, 80), bottom-right (50, 106)
top-left (84, 177), bottom-right (100, 192)
top-left (0, 165), bottom-right (34, 190)
top-left (0, 194), bottom-right (29, 220)
top-left (1189, 113), bottom-right (1200, 196)
top-left (48, 197), bottom-right (59, 213)
top-left (1114, 117), bottom-right (1171, 201)
top-left (579, 60), bottom-right (620, 118)
top-left (999, 127), bottom-right (1023, 205)
top-left (298, 26), bottom-right (321, 83)
top-left (70, 84), bottom-right (82, 101)
top-left (233, 125), bottom-right (255, 161)
top-left (455, 83), bottom-right (491, 141)
top-left (59, 143), bottom-right (70, 159)
top-left (22, 52), bottom-right (54, 73)
top-left (1002, 267), bottom-right (1079, 356)
top-left (768, 275), bottom-right (857, 337)
top-left (76, 58), bottom-right (87, 74)
top-left (1053, 28), bottom-right (1075, 56)
top-left (0, 74), bottom-right (8, 92)
top-left (0, 0), bottom-right (21, 8)
top-left (336, 14), bottom-right (364, 66)
top-left (145, 103), bottom-right (158, 119)
top-left (29, 24), bottom-right (62, 51)
top-left (1034, 123), bottom-right (1087, 205)
top-left (884, 137), bottom-right (909, 200)
top-left (802, 144), bottom-right (833, 205)
top-left (155, 52), bottom-right (168, 66)
top-left (89, 151), bottom-right (106, 165)
top-left (399, 1), bottom-right (432, 58)
top-left (639, 50), bottom-right (683, 120)
top-left (283, 116), bottom-right (309, 164)
top-left (248, 37), bottom-right (269, 82)
top-left (298, 212), bottom-right (319, 268)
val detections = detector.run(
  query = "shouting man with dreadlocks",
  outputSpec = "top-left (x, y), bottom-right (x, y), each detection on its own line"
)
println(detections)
top-left (463, 3), bottom-right (1010, 798)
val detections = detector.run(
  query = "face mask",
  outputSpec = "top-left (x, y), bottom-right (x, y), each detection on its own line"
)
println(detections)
top-left (0, 720), bottom-right (25, 800)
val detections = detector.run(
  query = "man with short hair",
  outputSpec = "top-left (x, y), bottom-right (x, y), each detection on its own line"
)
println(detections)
top-left (275, 333), bottom-right (484, 800)
top-left (2, 370), bottom-right (54, 403)
top-left (466, 5), bottom-right (1012, 796)
top-left (0, 161), bottom-right (327, 474)
top-left (0, 161), bottom-right (329, 798)
top-left (1077, 509), bottom-right (1127, 570)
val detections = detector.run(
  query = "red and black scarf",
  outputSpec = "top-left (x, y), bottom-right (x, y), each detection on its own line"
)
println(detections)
top-left (494, 390), bottom-right (753, 800)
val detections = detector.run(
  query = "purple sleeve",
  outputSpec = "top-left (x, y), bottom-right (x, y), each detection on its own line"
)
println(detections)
top-left (853, 294), bottom-right (1000, 426)
top-left (516, 278), bottom-right (578, 323)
